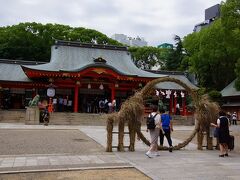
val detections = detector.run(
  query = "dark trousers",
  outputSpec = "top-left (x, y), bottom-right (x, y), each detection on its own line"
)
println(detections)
top-left (160, 129), bottom-right (172, 146)
top-left (232, 119), bottom-right (237, 125)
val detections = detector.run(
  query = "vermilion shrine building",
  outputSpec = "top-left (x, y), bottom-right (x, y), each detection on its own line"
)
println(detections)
top-left (0, 40), bottom-right (197, 115)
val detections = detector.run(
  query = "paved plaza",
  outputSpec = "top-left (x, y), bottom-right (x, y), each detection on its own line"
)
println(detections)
top-left (0, 123), bottom-right (240, 179)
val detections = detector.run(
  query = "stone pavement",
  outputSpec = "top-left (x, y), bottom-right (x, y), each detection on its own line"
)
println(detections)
top-left (80, 126), bottom-right (240, 180)
top-left (0, 154), bottom-right (129, 173)
top-left (0, 123), bottom-right (240, 180)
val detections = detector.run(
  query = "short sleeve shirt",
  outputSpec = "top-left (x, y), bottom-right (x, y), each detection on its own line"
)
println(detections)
top-left (149, 112), bottom-right (161, 128)
top-left (161, 113), bottom-right (172, 129)
top-left (53, 98), bottom-right (57, 104)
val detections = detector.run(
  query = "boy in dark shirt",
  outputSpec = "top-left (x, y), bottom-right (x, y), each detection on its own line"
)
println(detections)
top-left (159, 109), bottom-right (173, 152)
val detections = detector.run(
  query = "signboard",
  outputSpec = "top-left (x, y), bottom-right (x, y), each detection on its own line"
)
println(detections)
top-left (47, 88), bottom-right (55, 97)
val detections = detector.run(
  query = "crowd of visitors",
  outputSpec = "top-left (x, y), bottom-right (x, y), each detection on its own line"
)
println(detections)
top-left (56, 96), bottom-right (72, 112)
top-left (89, 98), bottom-right (117, 114)
top-left (28, 94), bottom-right (118, 114)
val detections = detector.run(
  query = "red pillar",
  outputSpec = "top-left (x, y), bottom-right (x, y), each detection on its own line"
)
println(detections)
top-left (182, 95), bottom-right (186, 116)
top-left (169, 95), bottom-right (172, 115)
top-left (74, 85), bottom-right (79, 113)
top-left (174, 96), bottom-right (177, 115)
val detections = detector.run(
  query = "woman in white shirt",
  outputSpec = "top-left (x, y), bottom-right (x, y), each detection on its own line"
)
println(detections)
top-left (145, 105), bottom-right (162, 158)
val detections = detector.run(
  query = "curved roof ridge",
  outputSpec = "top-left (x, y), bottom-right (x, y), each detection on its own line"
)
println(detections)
top-left (22, 45), bottom-right (166, 78)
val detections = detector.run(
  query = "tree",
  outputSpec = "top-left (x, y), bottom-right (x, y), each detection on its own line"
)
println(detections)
top-left (128, 46), bottom-right (169, 70)
top-left (184, 20), bottom-right (236, 90)
top-left (165, 35), bottom-right (185, 71)
top-left (208, 90), bottom-right (223, 105)
top-left (221, 0), bottom-right (240, 90)
top-left (0, 22), bottom-right (121, 62)
top-left (183, 0), bottom-right (240, 90)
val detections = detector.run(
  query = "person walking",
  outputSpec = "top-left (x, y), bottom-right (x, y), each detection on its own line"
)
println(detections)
top-left (159, 109), bottom-right (173, 152)
top-left (99, 99), bottom-right (104, 113)
top-left (63, 96), bottom-right (68, 112)
top-left (58, 96), bottom-right (63, 112)
top-left (226, 112), bottom-right (231, 125)
top-left (52, 97), bottom-right (57, 112)
top-left (112, 99), bottom-right (116, 112)
top-left (176, 103), bottom-right (180, 115)
top-left (211, 111), bottom-right (230, 157)
top-left (145, 105), bottom-right (161, 158)
top-left (67, 99), bottom-right (72, 112)
top-left (232, 112), bottom-right (237, 125)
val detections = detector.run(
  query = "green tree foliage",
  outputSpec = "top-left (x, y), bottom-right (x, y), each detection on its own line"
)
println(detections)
top-left (0, 22), bottom-right (121, 62)
top-left (183, 0), bottom-right (240, 90)
top-left (208, 90), bottom-right (223, 105)
top-left (165, 35), bottom-right (185, 71)
top-left (221, 0), bottom-right (240, 90)
top-left (128, 46), bottom-right (170, 70)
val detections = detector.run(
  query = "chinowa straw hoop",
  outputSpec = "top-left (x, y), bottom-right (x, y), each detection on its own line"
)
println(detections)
top-left (106, 77), bottom-right (220, 152)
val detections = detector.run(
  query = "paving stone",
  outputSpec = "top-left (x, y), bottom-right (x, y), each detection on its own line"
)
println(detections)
top-left (37, 160), bottom-right (50, 166)
top-left (0, 124), bottom-right (240, 180)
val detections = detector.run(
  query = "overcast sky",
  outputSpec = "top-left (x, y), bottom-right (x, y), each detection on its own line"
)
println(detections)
top-left (0, 0), bottom-right (223, 46)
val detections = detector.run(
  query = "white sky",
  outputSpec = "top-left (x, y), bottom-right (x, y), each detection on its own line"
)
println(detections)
top-left (0, 0), bottom-right (223, 46)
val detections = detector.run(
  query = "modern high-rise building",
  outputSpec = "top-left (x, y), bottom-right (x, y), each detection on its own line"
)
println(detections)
top-left (111, 34), bottom-right (148, 47)
top-left (193, 4), bottom-right (220, 32)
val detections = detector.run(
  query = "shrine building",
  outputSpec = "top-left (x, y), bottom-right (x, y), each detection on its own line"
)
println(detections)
top-left (0, 40), bottom-right (197, 115)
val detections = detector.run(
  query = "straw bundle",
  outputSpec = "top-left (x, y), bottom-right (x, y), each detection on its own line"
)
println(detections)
top-left (106, 76), bottom-right (220, 151)
top-left (195, 94), bottom-right (220, 149)
top-left (106, 92), bottom-right (145, 152)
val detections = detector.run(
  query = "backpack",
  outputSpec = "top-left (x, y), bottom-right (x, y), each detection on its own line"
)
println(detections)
top-left (100, 101), bottom-right (104, 108)
top-left (146, 113), bottom-right (158, 130)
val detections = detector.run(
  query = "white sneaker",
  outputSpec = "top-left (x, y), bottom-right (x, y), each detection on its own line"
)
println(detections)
top-left (145, 151), bottom-right (153, 158)
top-left (154, 152), bottom-right (160, 156)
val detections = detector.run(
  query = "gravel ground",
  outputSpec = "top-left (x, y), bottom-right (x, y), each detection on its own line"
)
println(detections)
top-left (0, 129), bottom-right (105, 155)
top-left (0, 128), bottom-right (149, 180)
top-left (0, 168), bottom-right (150, 180)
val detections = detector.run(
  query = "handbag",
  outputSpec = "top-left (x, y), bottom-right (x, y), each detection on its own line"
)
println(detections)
top-left (214, 128), bottom-right (219, 138)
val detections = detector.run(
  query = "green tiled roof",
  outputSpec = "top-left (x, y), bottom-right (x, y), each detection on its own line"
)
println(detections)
top-left (0, 63), bottom-right (31, 82)
top-left (221, 80), bottom-right (240, 97)
top-left (154, 74), bottom-right (198, 90)
top-left (22, 44), bottom-right (166, 78)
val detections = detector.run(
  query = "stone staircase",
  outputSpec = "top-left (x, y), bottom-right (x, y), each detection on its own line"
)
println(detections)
top-left (0, 110), bottom-right (108, 125)
top-left (0, 110), bottom-right (25, 123)
top-left (49, 112), bottom-right (108, 126)
top-left (0, 110), bottom-right (194, 126)
top-left (172, 115), bottom-right (195, 126)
